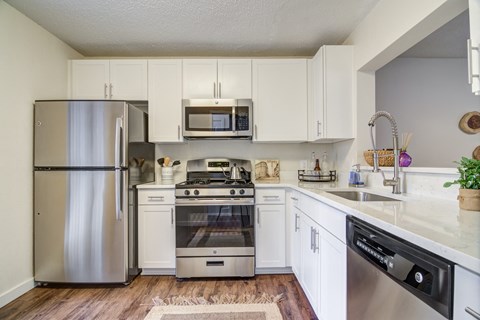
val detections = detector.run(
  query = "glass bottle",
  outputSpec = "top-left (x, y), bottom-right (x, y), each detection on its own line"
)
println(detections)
top-left (314, 159), bottom-right (321, 171)
top-left (320, 152), bottom-right (329, 175)
top-left (310, 152), bottom-right (316, 171)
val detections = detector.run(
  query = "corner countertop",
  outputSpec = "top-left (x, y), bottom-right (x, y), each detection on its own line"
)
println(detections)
top-left (137, 177), bottom-right (480, 274)
top-left (256, 178), bottom-right (480, 275)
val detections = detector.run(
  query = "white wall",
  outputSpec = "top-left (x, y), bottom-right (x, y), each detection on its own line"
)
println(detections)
top-left (376, 58), bottom-right (480, 167)
top-left (0, 1), bottom-right (82, 307)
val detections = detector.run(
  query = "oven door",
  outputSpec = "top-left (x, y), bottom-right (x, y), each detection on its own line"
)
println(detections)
top-left (175, 199), bottom-right (254, 257)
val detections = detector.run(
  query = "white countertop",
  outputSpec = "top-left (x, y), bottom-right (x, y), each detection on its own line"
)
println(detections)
top-left (138, 177), bottom-right (480, 274)
top-left (256, 178), bottom-right (480, 274)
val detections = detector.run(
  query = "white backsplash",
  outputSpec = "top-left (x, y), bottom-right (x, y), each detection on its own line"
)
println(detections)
top-left (155, 140), bottom-right (334, 179)
top-left (359, 166), bottom-right (460, 200)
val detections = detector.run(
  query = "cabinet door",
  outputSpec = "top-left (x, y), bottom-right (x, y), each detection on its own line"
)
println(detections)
top-left (291, 206), bottom-right (302, 277)
top-left (71, 60), bottom-right (110, 99)
top-left (454, 265), bottom-right (480, 320)
top-left (299, 213), bottom-right (320, 312)
top-left (310, 46), bottom-right (353, 141)
top-left (252, 59), bottom-right (308, 142)
top-left (217, 59), bottom-right (252, 98)
top-left (183, 59), bottom-right (217, 98)
top-left (109, 60), bottom-right (148, 100)
top-left (469, 0), bottom-right (480, 94)
top-left (318, 225), bottom-right (346, 320)
top-left (255, 204), bottom-right (286, 268)
top-left (148, 59), bottom-right (183, 142)
top-left (138, 205), bottom-right (175, 268)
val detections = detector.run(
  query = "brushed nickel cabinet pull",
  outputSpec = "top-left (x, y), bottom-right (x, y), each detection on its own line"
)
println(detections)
top-left (109, 83), bottom-right (113, 99)
top-left (313, 229), bottom-right (319, 253)
top-left (170, 208), bottom-right (174, 225)
top-left (465, 306), bottom-right (480, 320)
top-left (104, 83), bottom-right (108, 99)
top-left (467, 39), bottom-right (479, 85)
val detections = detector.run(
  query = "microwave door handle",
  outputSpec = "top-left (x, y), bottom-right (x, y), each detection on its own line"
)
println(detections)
top-left (232, 106), bottom-right (236, 133)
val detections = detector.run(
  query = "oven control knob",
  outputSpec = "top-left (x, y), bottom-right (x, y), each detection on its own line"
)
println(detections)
top-left (230, 189), bottom-right (235, 195)
top-left (194, 190), bottom-right (200, 196)
top-left (239, 189), bottom-right (245, 195)
top-left (184, 190), bottom-right (190, 196)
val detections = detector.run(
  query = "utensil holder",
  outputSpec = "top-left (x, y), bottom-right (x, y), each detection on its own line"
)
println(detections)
top-left (161, 167), bottom-right (173, 180)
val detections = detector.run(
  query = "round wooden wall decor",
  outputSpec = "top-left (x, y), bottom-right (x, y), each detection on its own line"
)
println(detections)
top-left (473, 145), bottom-right (480, 160)
top-left (459, 111), bottom-right (480, 134)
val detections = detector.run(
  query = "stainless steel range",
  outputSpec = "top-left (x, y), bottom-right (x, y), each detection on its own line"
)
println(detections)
top-left (175, 158), bottom-right (255, 278)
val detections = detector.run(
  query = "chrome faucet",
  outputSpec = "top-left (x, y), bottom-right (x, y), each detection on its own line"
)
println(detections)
top-left (368, 111), bottom-right (401, 194)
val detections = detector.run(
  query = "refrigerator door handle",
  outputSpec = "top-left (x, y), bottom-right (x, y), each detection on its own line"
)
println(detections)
top-left (115, 117), bottom-right (123, 168)
top-left (115, 169), bottom-right (123, 221)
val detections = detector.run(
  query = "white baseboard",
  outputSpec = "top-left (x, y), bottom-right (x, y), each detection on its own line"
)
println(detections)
top-left (255, 267), bottom-right (293, 275)
top-left (0, 278), bottom-right (35, 308)
top-left (141, 268), bottom-right (176, 276)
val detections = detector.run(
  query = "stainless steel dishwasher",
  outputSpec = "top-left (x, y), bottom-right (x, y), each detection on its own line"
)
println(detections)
top-left (346, 216), bottom-right (453, 320)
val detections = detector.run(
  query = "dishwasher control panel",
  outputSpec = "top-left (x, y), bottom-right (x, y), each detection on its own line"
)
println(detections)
top-left (353, 226), bottom-right (434, 295)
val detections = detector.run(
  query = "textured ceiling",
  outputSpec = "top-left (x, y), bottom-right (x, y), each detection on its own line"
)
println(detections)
top-left (5, 0), bottom-right (380, 57)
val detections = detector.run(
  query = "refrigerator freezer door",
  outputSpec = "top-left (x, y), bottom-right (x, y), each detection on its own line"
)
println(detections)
top-left (34, 100), bottom-right (127, 168)
top-left (34, 170), bottom-right (128, 283)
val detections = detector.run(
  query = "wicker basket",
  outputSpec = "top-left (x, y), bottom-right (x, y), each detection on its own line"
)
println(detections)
top-left (364, 149), bottom-right (395, 167)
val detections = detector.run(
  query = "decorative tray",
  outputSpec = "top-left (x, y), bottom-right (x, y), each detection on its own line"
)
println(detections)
top-left (298, 170), bottom-right (336, 182)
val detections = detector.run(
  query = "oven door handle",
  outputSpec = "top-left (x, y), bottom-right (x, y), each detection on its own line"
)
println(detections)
top-left (175, 198), bottom-right (255, 206)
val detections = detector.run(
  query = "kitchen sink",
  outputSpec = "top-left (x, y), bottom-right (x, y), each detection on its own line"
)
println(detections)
top-left (326, 191), bottom-right (400, 202)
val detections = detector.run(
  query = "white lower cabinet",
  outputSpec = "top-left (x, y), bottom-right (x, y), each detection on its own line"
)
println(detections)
top-left (454, 265), bottom-right (480, 319)
top-left (318, 223), bottom-right (346, 320)
top-left (137, 189), bottom-right (175, 272)
top-left (255, 188), bottom-right (286, 269)
top-left (287, 190), bottom-right (302, 276)
top-left (299, 213), bottom-right (321, 311)
top-left (292, 190), bottom-right (347, 320)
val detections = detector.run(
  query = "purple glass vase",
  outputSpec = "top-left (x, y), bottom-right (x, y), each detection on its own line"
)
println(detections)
top-left (399, 151), bottom-right (412, 167)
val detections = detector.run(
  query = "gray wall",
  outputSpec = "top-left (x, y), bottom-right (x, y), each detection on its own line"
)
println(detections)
top-left (375, 57), bottom-right (480, 168)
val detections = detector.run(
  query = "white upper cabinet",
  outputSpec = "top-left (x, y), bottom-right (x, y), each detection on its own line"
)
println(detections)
top-left (252, 59), bottom-right (308, 142)
top-left (109, 60), bottom-right (148, 100)
top-left (70, 59), bottom-right (148, 100)
top-left (468, 0), bottom-right (480, 95)
top-left (182, 59), bottom-right (251, 99)
top-left (217, 59), bottom-right (252, 98)
top-left (148, 59), bottom-right (183, 143)
top-left (71, 60), bottom-right (110, 99)
top-left (309, 46), bottom-right (353, 142)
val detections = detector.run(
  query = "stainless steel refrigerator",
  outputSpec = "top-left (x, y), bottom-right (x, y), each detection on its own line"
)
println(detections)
top-left (33, 100), bottom-right (154, 284)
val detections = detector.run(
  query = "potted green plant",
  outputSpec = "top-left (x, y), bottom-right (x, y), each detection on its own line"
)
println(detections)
top-left (444, 157), bottom-right (480, 211)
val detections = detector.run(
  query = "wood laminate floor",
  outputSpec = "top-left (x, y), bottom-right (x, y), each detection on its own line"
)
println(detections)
top-left (0, 274), bottom-right (317, 320)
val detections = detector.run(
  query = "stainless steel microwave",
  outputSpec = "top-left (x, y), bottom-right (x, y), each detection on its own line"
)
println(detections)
top-left (182, 99), bottom-right (253, 139)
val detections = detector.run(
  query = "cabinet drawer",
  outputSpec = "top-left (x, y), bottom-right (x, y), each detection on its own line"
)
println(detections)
top-left (454, 265), bottom-right (480, 320)
top-left (256, 189), bottom-right (286, 204)
top-left (138, 189), bottom-right (175, 205)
